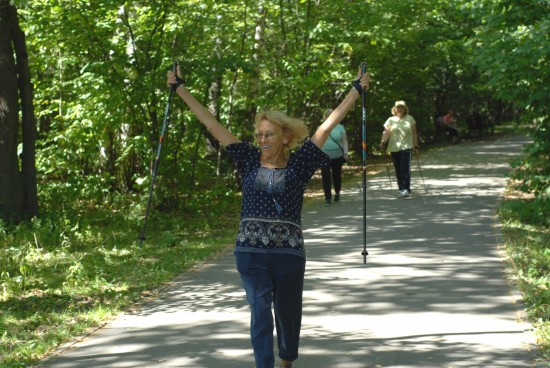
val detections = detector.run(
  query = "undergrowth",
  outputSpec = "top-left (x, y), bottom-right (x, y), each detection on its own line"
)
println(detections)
top-left (499, 196), bottom-right (550, 363)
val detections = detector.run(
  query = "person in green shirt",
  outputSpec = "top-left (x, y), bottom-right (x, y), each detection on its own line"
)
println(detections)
top-left (320, 108), bottom-right (349, 206)
top-left (379, 100), bottom-right (419, 198)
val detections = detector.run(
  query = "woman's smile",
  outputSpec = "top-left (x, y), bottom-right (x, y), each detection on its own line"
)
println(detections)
top-left (256, 119), bottom-right (288, 165)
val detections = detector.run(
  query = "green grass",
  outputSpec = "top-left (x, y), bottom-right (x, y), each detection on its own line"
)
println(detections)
top-left (498, 195), bottom-right (550, 363)
top-left (0, 195), bottom-right (241, 367)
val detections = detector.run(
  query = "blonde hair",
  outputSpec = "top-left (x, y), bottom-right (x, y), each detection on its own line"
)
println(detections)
top-left (255, 110), bottom-right (309, 150)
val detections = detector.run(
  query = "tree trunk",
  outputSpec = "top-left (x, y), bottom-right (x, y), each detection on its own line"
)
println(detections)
top-left (244, 2), bottom-right (266, 136)
top-left (207, 52), bottom-right (222, 155)
top-left (0, 1), bottom-right (39, 222)
top-left (208, 29), bottom-right (223, 176)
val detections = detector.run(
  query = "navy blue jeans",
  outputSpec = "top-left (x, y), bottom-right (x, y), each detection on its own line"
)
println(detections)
top-left (235, 252), bottom-right (306, 368)
top-left (390, 149), bottom-right (412, 191)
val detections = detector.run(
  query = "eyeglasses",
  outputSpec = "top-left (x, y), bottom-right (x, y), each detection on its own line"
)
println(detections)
top-left (254, 132), bottom-right (281, 141)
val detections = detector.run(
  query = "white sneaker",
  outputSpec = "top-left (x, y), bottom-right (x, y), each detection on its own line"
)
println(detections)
top-left (401, 189), bottom-right (410, 198)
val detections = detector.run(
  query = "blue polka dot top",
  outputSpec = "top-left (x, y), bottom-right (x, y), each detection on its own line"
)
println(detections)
top-left (225, 140), bottom-right (329, 258)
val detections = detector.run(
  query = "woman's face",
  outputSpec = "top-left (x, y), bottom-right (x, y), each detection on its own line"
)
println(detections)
top-left (255, 119), bottom-right (288, 161)
top-left (395, 106), bottom-right (406, 118)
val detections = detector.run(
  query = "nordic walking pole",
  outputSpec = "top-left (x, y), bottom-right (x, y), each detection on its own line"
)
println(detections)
top-left (360, 62), bottom-right (369, 265)
top-left (414, 150), bottom-right (428, 193)
top-left (383, 151), bottom-right (392, 189)
top-left (139, 61), bottom-right (179, 247)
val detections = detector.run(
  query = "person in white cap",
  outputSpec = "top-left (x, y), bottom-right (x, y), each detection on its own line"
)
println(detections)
top-left (379, 100), bottom-right (419, 198)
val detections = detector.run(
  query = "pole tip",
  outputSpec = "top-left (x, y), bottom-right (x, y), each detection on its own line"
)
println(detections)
top-left (362, 250), bottom-right (368, 265)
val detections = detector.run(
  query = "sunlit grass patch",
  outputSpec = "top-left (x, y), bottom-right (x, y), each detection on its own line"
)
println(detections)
top-left (499, 195), bottom-right (550, 362)
top-left (0, 196), bottom-right (240, 367)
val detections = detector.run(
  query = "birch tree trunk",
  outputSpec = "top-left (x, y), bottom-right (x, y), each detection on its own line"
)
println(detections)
top-left (244, 1), bottom-right (266, 135)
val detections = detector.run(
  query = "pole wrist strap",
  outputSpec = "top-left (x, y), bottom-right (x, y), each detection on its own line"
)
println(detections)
top-left (174, 76), bottom-right (185, 89)
top-left (352, 79), bottom-right (363, 95)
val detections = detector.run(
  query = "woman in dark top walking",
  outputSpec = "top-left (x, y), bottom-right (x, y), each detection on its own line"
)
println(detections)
top-left (167, 66), bottom-right (369, 368)
top-left (320, 108), bottom-right (349, 206)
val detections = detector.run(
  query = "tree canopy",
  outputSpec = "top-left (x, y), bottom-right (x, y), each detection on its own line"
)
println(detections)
top-left (2, 0), bottom-right (548, 218)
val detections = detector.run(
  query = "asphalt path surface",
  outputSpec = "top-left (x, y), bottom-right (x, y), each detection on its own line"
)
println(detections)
top-left (38, 134), bottom-right (542, 367)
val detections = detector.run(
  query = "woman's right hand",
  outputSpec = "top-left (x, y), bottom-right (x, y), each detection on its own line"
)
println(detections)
top-left (166, 70), bottom-right (176, 88)
top-left (166, 65), bottom-right (184, 89)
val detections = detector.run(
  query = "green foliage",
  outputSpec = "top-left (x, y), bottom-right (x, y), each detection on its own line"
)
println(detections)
top-left (7, 0), bottom-right (545, 208)
top-left (14, 0), bottom-right (480, 208)
top-left (509, 119), bottom-right (550, 199)
top-left (464, 0), bottom-right (550, 198)
top-left (499, 197), bottom-right (550, 360)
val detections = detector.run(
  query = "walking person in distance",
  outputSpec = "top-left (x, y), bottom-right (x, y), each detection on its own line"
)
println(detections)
top-left (320, 108), bottom-right (349, 206)
top-left (436, 109), bottom-right (460, 143)
top-left (379, 100), bottom-right (419, 198)
top-left (167, 66), bottom-right (369, 368)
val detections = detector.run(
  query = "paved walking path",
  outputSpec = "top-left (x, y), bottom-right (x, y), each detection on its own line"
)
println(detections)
top-left (38, 134), bottom-right (542, 368)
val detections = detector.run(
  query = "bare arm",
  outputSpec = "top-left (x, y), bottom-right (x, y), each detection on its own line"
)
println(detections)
top-left (380, 126), bottom-right (391, 149)
top-left (167, 69), bottom-right (240, 147)
top-left (310, 71), bottom-right (370, 148)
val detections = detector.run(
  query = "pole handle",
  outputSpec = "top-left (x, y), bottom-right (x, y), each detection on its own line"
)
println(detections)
top-left (170, 61), bottom-right (180, 91)
top-left (360, 62), bottom-right (367, 76)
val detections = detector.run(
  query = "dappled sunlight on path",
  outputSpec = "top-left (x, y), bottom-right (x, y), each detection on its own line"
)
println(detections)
top-left (297, 135), bottom-right (538, 367)
top-left (39, 135), bottom-right (541, 367)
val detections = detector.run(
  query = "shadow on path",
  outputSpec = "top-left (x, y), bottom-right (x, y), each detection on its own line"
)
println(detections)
top-left (38, 135), bottom-right (541, 368)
